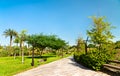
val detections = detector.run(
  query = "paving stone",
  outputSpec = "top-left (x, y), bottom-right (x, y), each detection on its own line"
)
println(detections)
top-left (14, 57), bottom-right (110, 76)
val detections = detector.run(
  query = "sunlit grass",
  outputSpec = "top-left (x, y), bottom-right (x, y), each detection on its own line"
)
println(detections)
top-left (0, 53), bottom-right (71, 76)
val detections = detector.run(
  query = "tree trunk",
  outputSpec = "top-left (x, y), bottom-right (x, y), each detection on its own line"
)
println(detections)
top-left (85, 37), bottom-right (89, 54)
top-left (40, 48), bottom-right (44, 58)
top-left (22, 50), bottom-right (24, 64)
top-left (85, 43), bottom-right (87, 54)
top-left (17, 43), bottom-right (18, 47)
top-left (9, 36), bottom-right (12, 56)
top-left (10, 36), bottom-right (12, 48)
top-left (62, 49), bottom-right (63, 58)
top-left (20, 41), bottom-right (24, 64)
top-left (14, 53), bottom-right (16, 59)
top-left (31, 46), bottom-right (34, 66)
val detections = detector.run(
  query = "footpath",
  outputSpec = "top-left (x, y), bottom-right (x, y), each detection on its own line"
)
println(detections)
top-left (15, 57), bottom-right (110, 76)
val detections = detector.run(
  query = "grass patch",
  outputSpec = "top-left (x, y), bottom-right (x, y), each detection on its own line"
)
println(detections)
top-left (0, 53), bottom-right (71, 76)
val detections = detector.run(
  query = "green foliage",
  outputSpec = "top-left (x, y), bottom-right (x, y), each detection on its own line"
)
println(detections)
top-left (74, 49), bottom-right (114, 70)
top-left (14, 37), bottom-right (19, 46)
top-left (74, 42), bottom-right (116, 70)
top-left (0, 53), bottom-right (71, 76)
top-left (115, 41), bottom-right (120, 49)
top-left (0, 45), bottom-right (3, 49)
top-left (27, 34), bottom-right (67, 66)
top-left (3, 28), bottom-right (18, 47)
top-left (76, 37), bottom-right (85, 51)
top-left (0, 50), bottom-right (9, 57)
top-left (74, 51), bottom-right (84, 62)
top-left (3, 28), bottom-right (18, 38)
top-left (27, 34), bottom-right (67, 50)
top-left (78, 46), bottom-right (116, 70)
top-left (19, 30), bottom-right (28, 45)
top-left (88, 44), bottom-right (95, 48)
top-left (74, 16), bottom-right (116, 70)
top-left (87, 16), bottom-right (114, 45)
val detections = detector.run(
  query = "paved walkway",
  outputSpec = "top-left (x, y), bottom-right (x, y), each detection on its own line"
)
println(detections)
top-left (14, 57), bottom-right (110, 76)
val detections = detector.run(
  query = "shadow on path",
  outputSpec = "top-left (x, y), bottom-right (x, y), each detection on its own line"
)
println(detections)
top-left (69, 57), bottom-right (120, 76)
top-left (68, 57), bottom-right (92, 70)
top-left (101, 68), bottom-right (120, 76)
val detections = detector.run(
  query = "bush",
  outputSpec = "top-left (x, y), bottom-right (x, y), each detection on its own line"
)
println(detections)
top-left (74, 51), bottom-right (83, 62)
top-left (43, 58), bottom-right (47, 61)
top-left (74, 49), bottom-right (114, 71)
top-left (0, 50), bottom-right (9, 57)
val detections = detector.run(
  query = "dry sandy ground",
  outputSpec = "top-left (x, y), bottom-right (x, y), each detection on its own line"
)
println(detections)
top-left (14, 57), bottom-right (110, 76)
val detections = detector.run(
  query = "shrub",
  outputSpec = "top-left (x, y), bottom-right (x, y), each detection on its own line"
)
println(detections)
top-left (74, 49), bottom-right (115, 71)
top-left (0, 50), bottom-right (9, 57)
top-left (43, 58), bottom-right (47, 61)
top-left (74, 51), bottom-right (84, 62)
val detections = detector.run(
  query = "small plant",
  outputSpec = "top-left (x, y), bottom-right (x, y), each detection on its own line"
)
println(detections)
top-left (43, 58), bottom-right (47, 61)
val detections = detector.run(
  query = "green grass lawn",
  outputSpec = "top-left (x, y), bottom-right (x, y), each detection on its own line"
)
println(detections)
top-left (0, 53), bottom-right (71, 76)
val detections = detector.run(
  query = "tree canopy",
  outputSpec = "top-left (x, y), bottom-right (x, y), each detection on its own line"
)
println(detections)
top-left (87, 16), bottom-right (114, 45)
top-left (27, 34), bottom-right (67, 66)
top-left (3, 28), bottom-right (18, 47)
top-left (27, 34), bottom-right (67, 50)
top-left (115, 41), bottom-right (120, 49)
top-left (76, 37), bottom-right (84, 51)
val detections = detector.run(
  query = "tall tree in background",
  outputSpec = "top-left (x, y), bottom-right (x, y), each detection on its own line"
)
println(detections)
top-left (14, 37), bottom-right (19, 47)
top-left (19, 30), bottom-right (27, 64)
top-left (87, 16), bottom-right (114, 50)
top-left (3, 28), bottom-right (18, 48)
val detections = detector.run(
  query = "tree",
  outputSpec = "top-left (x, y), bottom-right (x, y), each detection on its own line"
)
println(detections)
top-left (50, 36), bottom-right (67, 57)
top-left (76, 37), bottom-right (89, 54)
top-left (14, 37), bottom-right (19, 47)
top-left (27, 34), bottom-right (39, 66)
top-left (19, 30), bottom-right (28, 64)
top-left (13, 46), bottom-right (20, 59)
top-left (3, 28), bottom-right (18, 48)
top-left (87, 16), bottom-right (114, 50)
top-left (48, 35), bottom-right (66, 50)
top-left (27, 34), bottom-right (67, 66)
top-left (76, 37), bottom-right (84, 52)
top-left (115, 41), bottom-right (120, 49)
top-left (88, 44), bottom-right (95, 48)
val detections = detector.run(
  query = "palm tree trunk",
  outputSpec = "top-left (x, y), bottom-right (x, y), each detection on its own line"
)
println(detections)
top-left (10, 36), bottom-right (12, 56)
top-left (10, 36), bottom-right (12, 48)
top-left (22, 50), bottom-right (24, 64)
top-left (20, 41), bottom-right (24, 64)
top-left (31, 46), bottom-right (34, 66)
top-left (14, 53), bottom-right (16, 59)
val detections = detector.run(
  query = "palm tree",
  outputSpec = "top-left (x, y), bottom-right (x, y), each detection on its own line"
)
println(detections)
top-left (3, 28), bottom-right (18, 48)
top-left (19, 30), bottom-right (27, 64)
top-left (14, 37), bottom-right (20, 57)
top-left (14, 37), bottom-right (19, 47)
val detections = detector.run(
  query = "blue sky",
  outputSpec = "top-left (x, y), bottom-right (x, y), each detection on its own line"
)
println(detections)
top-left (0, 0), bottom-right (120, 46)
